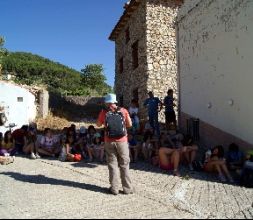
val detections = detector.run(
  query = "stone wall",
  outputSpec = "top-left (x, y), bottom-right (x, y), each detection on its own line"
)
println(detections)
top-left (146, 0), bottom-right (182, 121)
top-left (114, 0), bottom-right (182, 122)
top-left (49, 94), bottom-right (104, 121)
top-left (115, 0), bottom-right (147, 118)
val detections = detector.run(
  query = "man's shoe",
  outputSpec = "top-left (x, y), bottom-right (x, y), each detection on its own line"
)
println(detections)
top-left (123, 188), bottom-right (135, 195)
top-left (109, 187), bottom-right (119, 196)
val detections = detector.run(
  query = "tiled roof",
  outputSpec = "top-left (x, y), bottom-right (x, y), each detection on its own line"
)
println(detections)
top-left (109, 0), bottom-right (141, 41)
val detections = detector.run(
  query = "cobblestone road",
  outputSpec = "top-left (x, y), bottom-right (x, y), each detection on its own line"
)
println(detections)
top-left (0, 158), bottom-right (252, 219)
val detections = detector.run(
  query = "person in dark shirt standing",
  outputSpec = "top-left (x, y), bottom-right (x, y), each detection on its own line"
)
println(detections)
top-left (144, 92), bottom-right (162, 136)
top-left (164, 89), bottom-right (176, 129)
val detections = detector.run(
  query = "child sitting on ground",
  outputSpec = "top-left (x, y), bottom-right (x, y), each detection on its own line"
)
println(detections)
top-left (142, 130), bottom-right (158, 162)
top-left (0, 132), bottom-right (15, 165)
top-left (158, 133), bottom-right (181, 176)
top-left (59, 135), bottom-right (76, 162)
top-left (204, 145), bottom-right (234, 183)
top-left (23, 125), bottom-right (41, 159)
top-left (240, 150), bottom-right (253, 187)
top-left (1, 131), bottom-right (16, 156)
top-left (38, 128), bottom-right (61, 158)
top-left (226, 143), bottom-right (244, 171)
top-left (128, 134), bottom-right (139, 163)
top-left (181, 135), bottom-right (199, 171)
top-left (87, 134), bottom-right (104, 163)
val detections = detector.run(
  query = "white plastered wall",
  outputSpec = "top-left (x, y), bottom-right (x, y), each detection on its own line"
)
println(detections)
top-left (0, 82), bottom-right (36, 133)
top-left (177, 0), bottom-right (253, 144)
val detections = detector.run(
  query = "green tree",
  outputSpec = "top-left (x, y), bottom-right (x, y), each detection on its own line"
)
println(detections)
top-left (81, 64), bottom-right (112, 95)
top-left (0, 36), bottom-right (8, 75)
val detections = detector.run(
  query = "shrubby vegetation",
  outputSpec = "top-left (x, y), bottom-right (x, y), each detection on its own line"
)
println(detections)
top-left (0, 37), bottom-right (8, 75)
top-left (2, 51), bottom-right (112, 96)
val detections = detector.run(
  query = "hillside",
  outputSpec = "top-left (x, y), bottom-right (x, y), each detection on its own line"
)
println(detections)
top-left (2, 52), bottom-right (111, 96)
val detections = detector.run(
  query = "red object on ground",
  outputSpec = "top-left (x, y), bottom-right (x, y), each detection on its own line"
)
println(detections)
top-left (74, 154), bottom-right (82, 162)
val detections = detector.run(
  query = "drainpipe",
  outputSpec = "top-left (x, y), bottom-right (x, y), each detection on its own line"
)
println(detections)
top-left (175, 20), bottom-right (182, 130)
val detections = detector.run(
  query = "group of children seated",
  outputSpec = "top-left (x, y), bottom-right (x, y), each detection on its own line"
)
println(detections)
top-left (0, 124), bottom-right (105, 164)
top-left (0, 121), bottom-right (252, 186)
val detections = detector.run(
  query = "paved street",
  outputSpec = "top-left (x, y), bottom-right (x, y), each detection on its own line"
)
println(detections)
top-left (0, 157), bottom-right (252, 219)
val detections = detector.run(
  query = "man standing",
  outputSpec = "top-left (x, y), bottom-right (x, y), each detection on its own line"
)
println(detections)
top-left (164, 89), bottom-right (177, 129)
top-left (97, 94), bottom-right (133, 195)
top-left (144, 92), bottom-right (162, 136)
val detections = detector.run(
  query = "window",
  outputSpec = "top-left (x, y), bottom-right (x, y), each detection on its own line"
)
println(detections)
top-left (125, 28), bottom-right (130, 44)
top-left (17, 97), bottom-right (23, 102)
top-left (119, 57), bottom-right (124, 74)
top-left (132, 89), bottom-right (139, 107)
top-left (132, 41), bottom-right (139, 70)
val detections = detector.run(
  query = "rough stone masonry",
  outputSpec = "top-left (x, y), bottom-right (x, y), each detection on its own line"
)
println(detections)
top-left (110, 0), bottom-right (183, 122)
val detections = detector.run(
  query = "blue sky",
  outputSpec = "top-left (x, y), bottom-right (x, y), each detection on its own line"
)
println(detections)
top-left (0, 0), bottom-right (127, 86)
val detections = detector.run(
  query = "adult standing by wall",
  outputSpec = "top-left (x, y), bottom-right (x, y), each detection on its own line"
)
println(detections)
top-left (164, 89), bottom-right (177, 129)
top-left (97, 94), bottom-right (133, 195)
top-left (144, 92), bottom-right (162, 136)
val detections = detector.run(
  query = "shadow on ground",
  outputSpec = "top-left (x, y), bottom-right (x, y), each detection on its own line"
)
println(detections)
top-left (1, 172), bottom-right (109, 194)
top-left (129, 161), bottom-right (241, 186)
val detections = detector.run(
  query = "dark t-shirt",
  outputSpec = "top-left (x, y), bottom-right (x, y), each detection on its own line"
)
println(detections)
top-left (144, 97), bottom-right (161, 115)
top-left (164, 96), bottom-right (174, 112)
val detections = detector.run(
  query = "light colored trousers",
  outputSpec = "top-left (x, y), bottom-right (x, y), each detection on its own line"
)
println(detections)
top-left (105, 142), bottom-right (132, 193)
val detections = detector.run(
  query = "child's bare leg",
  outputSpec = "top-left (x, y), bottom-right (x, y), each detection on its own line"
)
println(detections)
top-left (220, 163), bottom-right (233, 179)
top-left (213, 163), bottom-right (223, 176)
top-left (184, 150), bottom-right (191, 164)
top-left (67, 154), bottom-right (75, 162)
top-left (23, 143), bottom-right (34, 154)
top-left (190, 150), bottom-right (197, 163)
top-left (88, 148), bottom-right (93, 161)
top-left (100, 149), bottom-right (104, 162)
top-left (171, 151), bottom-right (180, 173)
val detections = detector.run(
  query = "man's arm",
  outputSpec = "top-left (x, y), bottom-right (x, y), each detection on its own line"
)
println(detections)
top-left (97, 110), bottom-right (105, 127)
top-left (125, 112), bottom-right (132, 128)
top-left (97, 120), bottom-right (103, 128)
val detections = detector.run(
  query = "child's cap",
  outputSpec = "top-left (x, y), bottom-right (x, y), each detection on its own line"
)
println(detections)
top-left (79, 126), bottom-right (87, 134)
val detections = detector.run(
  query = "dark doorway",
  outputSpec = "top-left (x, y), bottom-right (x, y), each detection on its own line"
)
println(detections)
top-left (119, 95), bottom-right (124, 107)
top-left (132, 89), bottom-right (139, 107)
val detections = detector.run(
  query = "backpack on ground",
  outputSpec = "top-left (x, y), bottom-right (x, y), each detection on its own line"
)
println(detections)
top-left (105, 108), bottom-right (127, 138)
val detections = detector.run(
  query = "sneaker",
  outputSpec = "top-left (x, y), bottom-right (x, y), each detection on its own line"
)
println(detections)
top-left (123, 188), bottom-right (135, 195)
top-left (189, 164), bottom-right (194, 171)
top-left (219, 174), bottom-right (227, 182)
top-left (109, 187), bottom-right (119, 196)
top-left (30, 153), bottom-right (37, 160)
top-left (35, 154), bottom-right (41, 159)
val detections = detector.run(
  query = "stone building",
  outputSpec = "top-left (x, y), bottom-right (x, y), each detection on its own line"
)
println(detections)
top-left (109, 0), bottom-right (183, 121)
top-left (177, 0), bottom-right (253, 150)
